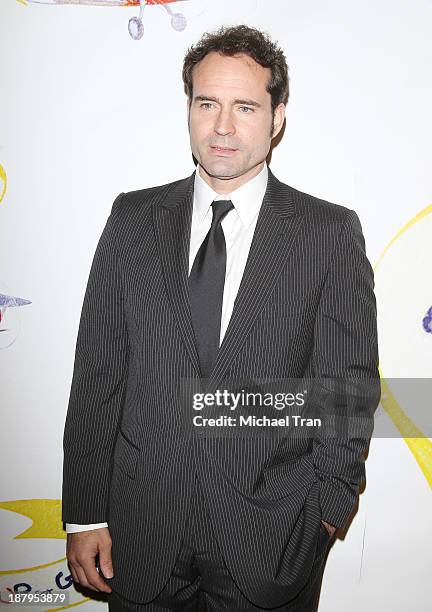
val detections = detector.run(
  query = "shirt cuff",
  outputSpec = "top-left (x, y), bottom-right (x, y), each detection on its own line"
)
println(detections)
top-left (65, 522), bottom-right (108, 533)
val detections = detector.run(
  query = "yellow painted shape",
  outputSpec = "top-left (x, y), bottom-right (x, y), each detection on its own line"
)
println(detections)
top-left (0, 500), bottom-right (67, 574)
top-left (0, 164), bottom-right (7, 203)
top-left (375, 204), bottom-right (432, 489)
top-left (0, 556), bottom-right (66, 575)
top-left (0, 499), bottom-right (65, 540)
top-left (380, 378), bottom-right (432, 487)
top-left (0, 499), bottom-right (90, 608)
top-left (374, 204), bottom-right (432, 271)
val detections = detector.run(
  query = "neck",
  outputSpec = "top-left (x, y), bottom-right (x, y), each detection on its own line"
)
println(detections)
top-left (198, 161), bottom-right (265, 194)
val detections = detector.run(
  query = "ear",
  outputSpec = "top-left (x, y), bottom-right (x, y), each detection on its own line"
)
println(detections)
top-left (272, 103), bottom-right (286, 139)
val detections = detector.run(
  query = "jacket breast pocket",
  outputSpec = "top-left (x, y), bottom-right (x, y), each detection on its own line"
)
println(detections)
top-left (112, 429), bottom-right (140, 480)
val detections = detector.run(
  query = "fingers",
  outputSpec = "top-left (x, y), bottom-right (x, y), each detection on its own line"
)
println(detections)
top-left (321, 520), bottom-right (337, 537)
top-left (68, 563), bottom-right (80, 586)
top-left (66, 530), bottom-right (113, 594)
top-left (80, 558), bottom-right (112, 593)
top-left (69, 557), bottom-right (113, 593)
top-left (98, 547), bottom-right (114, 580)
top-left (74, 565), bottom-right (94, 592)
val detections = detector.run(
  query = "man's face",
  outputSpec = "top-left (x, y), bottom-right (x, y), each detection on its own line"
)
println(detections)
top-left (187, 51), bottom-right (285, 191)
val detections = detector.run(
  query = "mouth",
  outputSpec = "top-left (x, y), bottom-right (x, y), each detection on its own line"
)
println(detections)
top-left (209, 145), bottom-right (237, 156)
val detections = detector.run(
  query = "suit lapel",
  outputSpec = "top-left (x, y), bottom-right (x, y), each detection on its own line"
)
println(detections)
top-left (152, 172), bottom-right (201, 377)
top-left (206, 168), bottom-right (305, 392)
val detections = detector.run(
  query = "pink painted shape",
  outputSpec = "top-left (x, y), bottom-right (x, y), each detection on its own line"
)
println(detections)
top-left (125, 0), bottom-right (184, 5)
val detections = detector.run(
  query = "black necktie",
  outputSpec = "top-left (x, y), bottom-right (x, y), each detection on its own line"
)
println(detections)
top-left (188, 199), bottom-right (234, 379)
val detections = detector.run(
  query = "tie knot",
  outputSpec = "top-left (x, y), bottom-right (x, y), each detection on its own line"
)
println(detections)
top-left (211, 200), bottom-right (234, 227)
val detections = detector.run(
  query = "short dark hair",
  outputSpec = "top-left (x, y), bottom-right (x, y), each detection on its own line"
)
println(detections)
top-left (182, 24), bottom-right (289, 116)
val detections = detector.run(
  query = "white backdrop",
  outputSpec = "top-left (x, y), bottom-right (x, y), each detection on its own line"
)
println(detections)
top-left (1, 1), bottom-right (431, 610)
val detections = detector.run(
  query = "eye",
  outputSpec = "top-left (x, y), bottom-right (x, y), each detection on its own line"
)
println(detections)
top-left (239, 106), bottom-right (254, 113)
top-left (200, 102), bottom-right (214, 110)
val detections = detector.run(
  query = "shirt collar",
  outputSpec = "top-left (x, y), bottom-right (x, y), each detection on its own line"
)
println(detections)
top-left (193, 162), bottom-right (268, 228)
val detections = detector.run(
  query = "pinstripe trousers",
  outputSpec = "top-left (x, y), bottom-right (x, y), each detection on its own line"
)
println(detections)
top-left (107, 475), bottom-right (333, 612)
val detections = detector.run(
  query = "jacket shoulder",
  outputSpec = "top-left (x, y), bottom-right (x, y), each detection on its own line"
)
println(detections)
top-left (119, 175), bottom-right (190, 211)
top-left (286, 183), bottom-right (353, 223)
top-left (279, 182), bottom-right (365, 256)
top-left (109, 174), bottom-right (192, 230)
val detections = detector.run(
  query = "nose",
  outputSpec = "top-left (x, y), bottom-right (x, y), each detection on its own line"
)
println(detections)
top-left (214, 108), bottom-right (236, 136)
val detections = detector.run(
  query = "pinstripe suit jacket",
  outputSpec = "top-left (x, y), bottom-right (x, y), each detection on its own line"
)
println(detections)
top-left (62, 167), bottom-right (380, 608)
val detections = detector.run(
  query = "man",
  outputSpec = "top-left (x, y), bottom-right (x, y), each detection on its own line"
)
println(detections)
top-left (62, 25), bottom-right (380, 611)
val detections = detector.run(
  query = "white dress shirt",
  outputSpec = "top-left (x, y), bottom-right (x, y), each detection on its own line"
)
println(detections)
top-left (66, 161), bottom-right (269, 533)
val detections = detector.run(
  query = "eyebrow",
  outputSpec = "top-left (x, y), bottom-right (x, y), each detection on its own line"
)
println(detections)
top-left (193, 95), bottom-right (262, 108)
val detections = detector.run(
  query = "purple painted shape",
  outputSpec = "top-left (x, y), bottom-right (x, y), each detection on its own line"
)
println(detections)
top-left (0, 293), bottom-right (32, 308)
top-left (422, 306), bottom-right (432, 333)
top-left (0, 293), bottom-right (32, 326)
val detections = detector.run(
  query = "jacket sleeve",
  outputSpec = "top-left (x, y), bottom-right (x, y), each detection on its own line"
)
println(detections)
top-left (310, 209), bottom-right (381, 529)
top-left (62, 193), bottom-right (129, 524)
